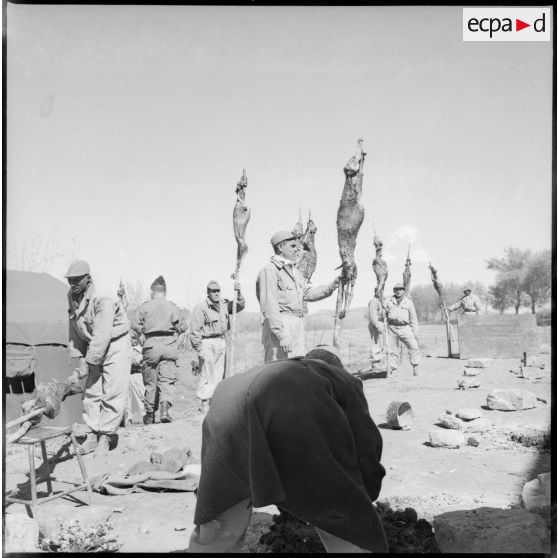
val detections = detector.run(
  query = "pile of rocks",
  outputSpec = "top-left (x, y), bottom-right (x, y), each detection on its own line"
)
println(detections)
top-left (429, 409), bottom-right (491, 448)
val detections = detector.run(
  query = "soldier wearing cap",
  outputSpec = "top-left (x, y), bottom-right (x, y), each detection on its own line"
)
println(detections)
top-left (256, 230), bottom-right (340, 362)
top-left (384, 283), bottom-right (420, 376)
top-left (189, 279), bottom-right (245, 413)
top-left (448, 288), bottom-right (482, 315)
top-left (64, 260), bottom-right (132, 455)
top-left (135, 275), bottom-right (187, 424)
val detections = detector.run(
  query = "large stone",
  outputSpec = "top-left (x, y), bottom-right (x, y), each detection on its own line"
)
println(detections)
top-left (437, 414), bottom-right (464, 431)
top-left (456, 408), bottom-right (482, 421)
top-left (462, 418), bottom-right (492, 433)
top-left (428, 429), bottom-right (465, 448)
top-left (521, 473), bottom-right (551, 518)
top-left (433, 507), bottom-right (550, 553)
top-left (466, 358), bottom-right (492, 368)
top-left (37, 504), bottom-right (114, 539)
top-left (486, 389), bottom-right (537, 411)
top-left (5, 514), bottom-right (40, 552)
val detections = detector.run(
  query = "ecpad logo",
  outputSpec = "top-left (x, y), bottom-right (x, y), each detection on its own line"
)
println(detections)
top-left (463, 8), bottom-right (550, 41)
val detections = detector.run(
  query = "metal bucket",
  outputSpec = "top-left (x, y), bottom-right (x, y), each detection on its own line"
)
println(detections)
top-left (386, 400), bottom-right (414, 429)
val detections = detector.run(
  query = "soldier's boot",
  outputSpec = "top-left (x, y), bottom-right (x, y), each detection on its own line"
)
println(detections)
top-left (143, 412), bottom-right (155, 425)
top-left (79, 432), bottom-right (98, 455)
top-left (413, 365), bottom-right (419, 376)
top-left (95, 434), bottom-right (111, 455)
top-left (160, 401), bottom-right (172, 423)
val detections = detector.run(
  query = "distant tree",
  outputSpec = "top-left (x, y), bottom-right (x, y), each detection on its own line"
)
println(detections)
top-left (8, 231), bottom-right (63, 272)
top-left (487, 247), bottom-right (550, 314)
top-left (487, 247), bottom-right (531, 314)
top-left (410, 284), bottom-right (441, 323)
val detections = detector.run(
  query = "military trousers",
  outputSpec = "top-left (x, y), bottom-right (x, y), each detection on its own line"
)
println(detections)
top-left (142, 336), bottom-right (179, 413)
top-left (262, 314), bottom-right (306, 363)
top-left (83, 333), bottom-right (132, 435)
top-left (196, 337), bottom-right (226, 401)
top-left (188, 498), bottom-right (375, 553)
top-left (387, 324), bottom-right (421, 369)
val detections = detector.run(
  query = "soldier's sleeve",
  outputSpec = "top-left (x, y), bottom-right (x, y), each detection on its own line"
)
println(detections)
top-left (409, 300), bottom-right (419, 335)
top-left (68, 317), bottom-right (87, 360)
top-left (171, 304), bottom-right (187, 334)
top-left (85, 298), bottom-right (116, 366)
top-left (447, 301), bottom-right (459, 312)
top-left (257, 267), bottom-right (285, 341)
top-left (188, 305), bottom-right (205, 353)
top-left (303, 278), bottom-right (337, 302)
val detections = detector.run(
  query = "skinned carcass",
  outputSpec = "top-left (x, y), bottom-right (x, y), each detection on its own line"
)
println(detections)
top-left (429, 262), bottom-right (456, 354)
top-left (403, 244), bottom-right (412, 294)
top-left (372, 224), bottom-right (388, 298)
top-left (333, 138), bottom-right (366, 348)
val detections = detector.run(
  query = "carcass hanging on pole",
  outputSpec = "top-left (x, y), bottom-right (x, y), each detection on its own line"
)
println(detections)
top-left (229, 168), bottom-right (251, 375)
top-left (333, 138), bottom-right (366, 348)
top-left (297, 210), bottom-right (318, 283)
top-left (372, 224), bottom-right (391, 376)
top-left (429, 262), bottom-right (456, 357)
top-left (292, 208), bottom-right (305, 267)
top-left (403, 244), bottom-right (412, 295)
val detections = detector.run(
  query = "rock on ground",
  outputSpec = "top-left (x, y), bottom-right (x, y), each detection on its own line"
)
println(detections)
top-left (521, 473), bottom-right (551, 518)
top-left (486, 389), bottom-right (537, 411)
top-left (433, 507), bottom-right (550, 553)
top-left (466, 358), bottom-right (492, 368)
top-left (5, 514), bottom-right (40, 552)
top-left (437, 414), bottom-right (464, 431)
top-left (428, 429), bottom-right (465, 448)
top-left (462, 418), bottom-right (492, 433)
top-left (462, 369), bottom-right (480, 376)
top-left (456, 408), bottom-right (482, 421)
top-left (457, 378), bottom-right (480, 389)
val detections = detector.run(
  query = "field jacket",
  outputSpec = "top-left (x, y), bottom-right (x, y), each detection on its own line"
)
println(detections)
top-left (68, 283), bottom-right (130, 366)
top-left (189, 293), bottom-right (245, 353)
top-left (136, 297), bottom-right (186, 337)
top-left (256, 255), bottom-right (337, 342)
top-left (384, 295), bottom-right (418, 335)
top-left (448, 293), bottom-right (482, 314)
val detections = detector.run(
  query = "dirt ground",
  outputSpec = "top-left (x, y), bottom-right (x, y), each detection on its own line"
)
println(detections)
top-left (4, 324), bottom-right (552, 552)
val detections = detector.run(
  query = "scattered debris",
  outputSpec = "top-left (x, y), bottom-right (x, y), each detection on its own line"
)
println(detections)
top-left (5, 514), bottom-right (40, 553)
top-left (433, 507), bottom-right (550, 553)
top-left (428, 429), bottom-right (465, 448)
top-left (486, 389), bottom-right (537, 411)
top-left (467, 437), bottom-right (480, 447)
top-left (456, 408), bottom-right (482, 421)
top-left (386, 401), bottom-right (414, 430)
top-left (536, 396), bottom-right (547, 404)
top-left (38, 505), bottom-right (115, 540)
top-left (465, 358), bottom-right (492, 368)
top-left (41, 519), bottom-right (120, 553)
top-left (510, 430), bottom-right (550, 450)
top-left (457, 379), bottom-right (480, 390)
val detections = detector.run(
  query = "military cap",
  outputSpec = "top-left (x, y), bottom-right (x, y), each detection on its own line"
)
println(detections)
top-left (207, 280), bottom-right (221, 291)
top-left (463, 287), bottom-right (472, 293)
top-left (64, 260), bottom-right (90, 278)
top-left (151, 275), bottom-right (166, 289)
top-left (393, 283), bottom-right (405, 291)
top-left (271, 230), bottom-right (297, 247)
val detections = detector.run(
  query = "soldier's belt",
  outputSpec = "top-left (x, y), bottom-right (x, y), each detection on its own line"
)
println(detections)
top-left (388, 320), bottom-right (409, 326)
top-left (145, 331), bottom-right (174, 339)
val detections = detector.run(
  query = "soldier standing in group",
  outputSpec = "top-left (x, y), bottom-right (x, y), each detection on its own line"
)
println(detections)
top-left (256, 230), bottom-right (340, 362)
top-left (368, 287), bottom-right (385, 362)
top-left (189, 280), bottom-right (245, 414)
top-left (448, 288), bottom-right (482, 316)
top-left (136, 275), bottom-right (186, 424)
top-left (65, 260), bottom-right (132, 455)
top-left (384, 283), bottom-right (421, 376)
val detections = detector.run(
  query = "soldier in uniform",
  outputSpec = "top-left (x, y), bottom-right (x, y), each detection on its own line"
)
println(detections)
top-left (189, 280), bottom-right (245, 414)
top-left (65, 260), bottom-right (132, 454)
top-left (448, 288), bottom-right (482, 316)
top-left (384, 283), bottom-right (420, 376)
top-left (136, 275), bottom-right (186, 424)
top-left (368, 287), bottom-right (385, 362)
top-left (256, 230), bottom-right (340, 362)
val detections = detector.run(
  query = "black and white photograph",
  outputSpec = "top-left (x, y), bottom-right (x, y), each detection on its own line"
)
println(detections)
top-left (4, 3), bottom-right (554, 554)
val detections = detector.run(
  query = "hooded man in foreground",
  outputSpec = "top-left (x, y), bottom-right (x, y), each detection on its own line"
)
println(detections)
top-left (189, 345), bottom-right (388, 553)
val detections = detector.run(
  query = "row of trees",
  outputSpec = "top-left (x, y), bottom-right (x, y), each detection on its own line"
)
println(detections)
top-left (487, 247), bottom-right (552, 315)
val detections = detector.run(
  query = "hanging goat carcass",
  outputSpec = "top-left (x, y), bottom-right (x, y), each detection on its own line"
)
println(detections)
top-left (297, 211), bottom-right (318, 283)
top-left (333, 138), bottom-right (366, 347)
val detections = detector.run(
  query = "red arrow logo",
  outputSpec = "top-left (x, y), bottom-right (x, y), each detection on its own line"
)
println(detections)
top-left (516, 19), bottom-right (530, 31)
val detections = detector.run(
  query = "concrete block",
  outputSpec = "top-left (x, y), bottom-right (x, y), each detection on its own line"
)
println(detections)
top-left (433, 507), bottom-right (550, 553)
top-left (456, 408), bottom-right (482, 421)
top-left (462, 418), bottom-right (492, 433)
top-left (37, 504), bottom-right (114, 539)
top-left (428, 429), bottom-right (465, 448)
top-left (486, 389), bottom-right (537, 411)
top-left (438, 414), bottom-right (464, 431)
top-left (5, 514), bottom-right (40, 552)
top-left (466, 358), bottom-right (492, 368)
top-left (521, 473), bottom-right (551, 517)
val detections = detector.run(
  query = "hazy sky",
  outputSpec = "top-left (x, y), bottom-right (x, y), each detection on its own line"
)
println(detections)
top-left (6, 5), bottom-right (553, 311)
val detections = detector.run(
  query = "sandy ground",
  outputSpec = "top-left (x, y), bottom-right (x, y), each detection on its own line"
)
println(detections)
top-left (4, 325), bottom-right (551, 552)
